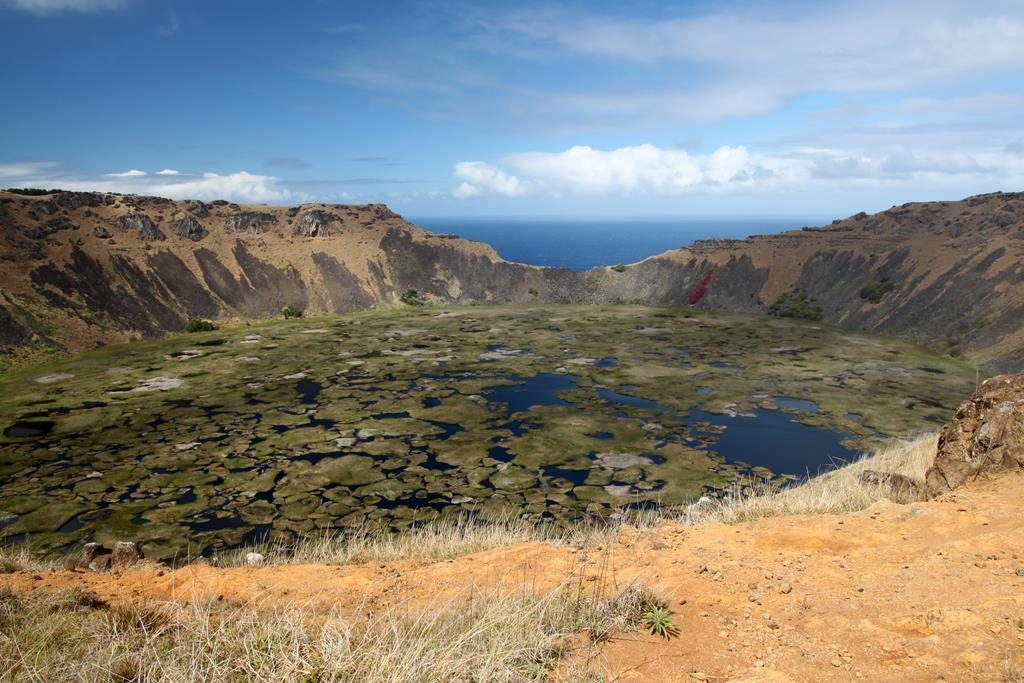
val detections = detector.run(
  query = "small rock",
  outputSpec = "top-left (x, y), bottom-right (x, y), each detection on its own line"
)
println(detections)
top-left (779, 583), bottom-right (793, 594)
top-left (245, 552), bottom-right (265, 566)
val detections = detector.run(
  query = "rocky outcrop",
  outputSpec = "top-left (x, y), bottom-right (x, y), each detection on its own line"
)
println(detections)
top-left (925, 373), bottom-right (1024, 496)
top-left (116, 213), bottom-right (165, 241)
top-left (171, 215), bottom-right (208, 241)
top-left (293, 209), bottom-right (339, 237)
top-left (225, 211), bottom-right (274, 235)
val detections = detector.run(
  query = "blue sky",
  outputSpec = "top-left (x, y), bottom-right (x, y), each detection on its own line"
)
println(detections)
top-left (1, 0), bottom-right (1023, 217)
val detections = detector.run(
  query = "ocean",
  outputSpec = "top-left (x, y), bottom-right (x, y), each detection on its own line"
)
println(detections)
top-left (409, 216), bottom-right (834, 271)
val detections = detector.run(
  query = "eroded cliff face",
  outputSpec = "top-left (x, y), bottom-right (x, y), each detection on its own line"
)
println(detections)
top-left (1, 189), bottom-right (1022, 370)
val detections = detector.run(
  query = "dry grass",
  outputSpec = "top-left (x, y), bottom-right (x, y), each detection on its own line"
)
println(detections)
top-left (678, 433), bottom-right (937, 524)
top-left (0, 543), bottom-right (63, 574)
top-left (217, 511), bottom-right (603, 568)
top-left (0, 577), bottom-right (660, 682)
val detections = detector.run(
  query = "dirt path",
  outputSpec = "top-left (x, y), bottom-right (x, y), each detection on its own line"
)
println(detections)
top-left (4, 472), bottom-right (1023, 682)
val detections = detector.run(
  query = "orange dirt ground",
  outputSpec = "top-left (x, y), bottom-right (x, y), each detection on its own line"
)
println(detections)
top-left (3, 472), bottom-right (1023, 682)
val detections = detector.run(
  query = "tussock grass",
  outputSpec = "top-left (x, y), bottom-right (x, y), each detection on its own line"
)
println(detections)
top-left (0, 543), bottom-right (62, 574)
top-left (0, 578), bottom-right (660, 682)
top-left (679, 433), bottom-right (938, 524)
top-left (217, 510), bottom-right (614, 568)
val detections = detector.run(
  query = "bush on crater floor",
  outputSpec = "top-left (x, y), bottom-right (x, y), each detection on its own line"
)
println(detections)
top-left (769, 289), bottom-right (824, 321)
top-left (184, 318), bottom-right (216, 333)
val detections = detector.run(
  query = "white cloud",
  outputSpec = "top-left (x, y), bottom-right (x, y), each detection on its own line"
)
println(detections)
top-left (155, 169), bottom-right (179, 176)
top-left (148, 171), bottom-right (295, 202)
top-left (452, 182), bottom-right (480, 199)
top-left (453, 161), bottom-right (526, 198)
top-left (452, 141), bottom-right (1024, 198)
top-left (1, 0), bottom-right (125, 14)
top-left (107, 169), bottom-right (147, 177)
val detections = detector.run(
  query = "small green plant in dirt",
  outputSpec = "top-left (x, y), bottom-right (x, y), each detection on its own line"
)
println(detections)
top-left (400, 289), bottom-right (421, 306)
top-left (609, 264), bottom-right (627, 273)
top-left (769, 289), bottom-right (823, 321)
top-left (184, 318), bottom-right (216, 333)
top-left (281, 306), bottom-right (303, 319)
top-left (641, 605), bottom-right (678, 639)
top-left (859, 279), bottom-right (894, 304)
top-left (528, 287), bottom-right (539, 297)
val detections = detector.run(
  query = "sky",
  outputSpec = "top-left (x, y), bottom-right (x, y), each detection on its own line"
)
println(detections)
top-left (1, 0), bottom-right (1023, 217)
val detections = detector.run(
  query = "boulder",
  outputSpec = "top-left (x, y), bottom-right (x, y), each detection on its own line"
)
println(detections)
top-left (93, 226), bottom-right (111, 239)
top-left (111, 541), bottom-right (144, 568)
top-left (75, 541), bottom-right (144, 572)
top-left (75, 542), bottom-right (106, 570)
top-left (116, 213), bottom-right (165, 241)
top-left (171, 215), bottom-right (208, 241)
top-left (925, 373), bottom-right (1024, 496)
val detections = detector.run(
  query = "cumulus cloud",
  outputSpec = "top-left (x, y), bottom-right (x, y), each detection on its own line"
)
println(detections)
top-left (454, 145), bottom-right (797, 198)
top-left (155, 169), bottom-right (179, 175)
top-left (1, 0), bottom-right (125, 13)
top-left (453, 161), bottom-right (526, 197)
top-left (452, 142), bottom-right (1024, 198)
top-left (107, 169), bottom-right (147, 177)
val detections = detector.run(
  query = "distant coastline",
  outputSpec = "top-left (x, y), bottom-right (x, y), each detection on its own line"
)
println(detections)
top-left (411, 216), bottom-right (834, 270)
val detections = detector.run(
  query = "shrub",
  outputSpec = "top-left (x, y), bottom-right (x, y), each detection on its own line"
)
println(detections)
top-left (400, 289), bottom-right (421, 306)
top-left (281, 306), bottom-right (303, 319)
top-left (184, 318), bottom-right (215, 333)
top-left (4, 188), bottom-right (62, 196)
top-left (859, 279), bottom-right (894, 304)
top-left (609, 264), bottom-right (627, 273)
top-left (528, 287), bottom-right (539, 297)
top-left (769, 289), bottom-right (823, 321)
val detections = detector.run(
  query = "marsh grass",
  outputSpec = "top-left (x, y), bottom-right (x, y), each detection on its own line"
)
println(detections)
top-left (211, 434), bottom-right (939, 569)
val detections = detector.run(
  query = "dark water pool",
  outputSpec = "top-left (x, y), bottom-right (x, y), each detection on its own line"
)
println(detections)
top-left (687, 408), bottom-right (858, 477)
top-left (483, 373), bottom-right (578, 413)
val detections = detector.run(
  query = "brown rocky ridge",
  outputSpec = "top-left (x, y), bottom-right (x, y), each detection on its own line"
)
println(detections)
top-left (1, 188), bottom-right (1022, 370)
